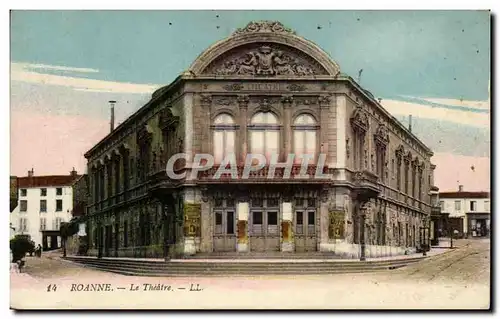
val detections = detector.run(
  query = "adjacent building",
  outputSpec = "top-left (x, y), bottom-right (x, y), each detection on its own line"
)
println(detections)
top-left (439, 186), bottom-right (490, 238)
top-left (84, 21), bottom-right (438, 259)
top-left (10, 169), bottom-right (81, 250)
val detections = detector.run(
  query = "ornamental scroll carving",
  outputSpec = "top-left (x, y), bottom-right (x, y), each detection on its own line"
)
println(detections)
top-left (212, 45), bottom-right (317, 77)
top-left (232, 21), bottom-right (296, 36)
top-left (374, 124), bottom-right (390, 146)
top-left (350, 106), bottom-right (369, 132)
top-left (158, 108), bottom-right (179, 131)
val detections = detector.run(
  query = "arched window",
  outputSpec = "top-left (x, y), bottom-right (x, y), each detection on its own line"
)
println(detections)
top-left (213, 113), bottom-right (236, 164)
top-left (293, 114), bottom-right (317, 164)
top-left (249, 112), bottom-right (279, 162)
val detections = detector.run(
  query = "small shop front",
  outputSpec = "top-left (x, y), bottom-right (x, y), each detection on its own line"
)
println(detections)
top-left (467, 212), bottom-right (490, 238)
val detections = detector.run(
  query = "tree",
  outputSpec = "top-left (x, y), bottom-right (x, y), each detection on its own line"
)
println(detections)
top-left (60, 221), bottom-right (79, 258)
top-left (10, 235), bottom-right (35, 262)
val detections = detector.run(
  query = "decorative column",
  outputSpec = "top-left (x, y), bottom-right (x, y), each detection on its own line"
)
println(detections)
top-left (236, 200), bottom-right (249, 252)
top-left (281, 95), bottom-right (293, 161)
top-left (281, 190), bottom-right (294, 252)
top-left (237, 95), bottom-right (249, 165)
top-left (318, 95), bottom-right (331, 165)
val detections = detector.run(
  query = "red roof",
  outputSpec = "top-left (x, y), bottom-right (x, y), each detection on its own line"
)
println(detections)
top-left (439, 191), bottom-right (490, 199)
top-left (18, 175), bottom-right (81, 188)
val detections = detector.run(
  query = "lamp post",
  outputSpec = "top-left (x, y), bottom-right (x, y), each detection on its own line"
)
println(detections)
top-left (163, 203), bottom-right (170, 262)
top-left (420, 216), bottom-right (429, 256)
top-left (359, 202), bottom-right (369, 261)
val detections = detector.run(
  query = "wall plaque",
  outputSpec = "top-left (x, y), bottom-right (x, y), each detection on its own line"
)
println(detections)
top-left (328, 211), bottom-right (345, 240)
top-left (183, 203), bottom-right (201, 237)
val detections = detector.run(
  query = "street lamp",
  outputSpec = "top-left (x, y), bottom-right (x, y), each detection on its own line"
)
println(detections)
top-left (163, 203), bottom-right (170, 262)
top-left (419, 217), bottom-right (430, 256)
top-left (359, 202), bottom-right (369, 261)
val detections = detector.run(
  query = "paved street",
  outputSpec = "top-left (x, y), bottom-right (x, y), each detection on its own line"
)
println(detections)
top-left (11, 239), bottom-right (490, 310)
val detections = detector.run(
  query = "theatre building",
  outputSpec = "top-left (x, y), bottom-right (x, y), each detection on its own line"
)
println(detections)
top-left (85, 21), bottom-right (438, 259)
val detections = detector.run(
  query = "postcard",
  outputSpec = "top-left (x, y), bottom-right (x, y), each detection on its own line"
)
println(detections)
top-left (9, 10), bottom-right (491, 310)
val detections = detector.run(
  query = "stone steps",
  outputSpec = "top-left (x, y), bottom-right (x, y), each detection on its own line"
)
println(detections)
top-left (64, 256), bottom-right (423, 277)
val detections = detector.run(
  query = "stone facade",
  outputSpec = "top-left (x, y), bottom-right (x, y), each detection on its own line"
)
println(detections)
top-left (84, 21), bottom-right (437, 259)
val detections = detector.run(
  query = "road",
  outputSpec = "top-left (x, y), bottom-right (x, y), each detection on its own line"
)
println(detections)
top-left (11, 239), bottom-right (490, 310)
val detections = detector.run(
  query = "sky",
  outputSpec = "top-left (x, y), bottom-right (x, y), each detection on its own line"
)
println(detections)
top-left (10, 10), bottom-right (491, 192)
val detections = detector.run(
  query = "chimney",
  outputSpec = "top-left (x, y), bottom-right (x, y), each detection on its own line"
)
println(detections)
top-left (27, 168), bottom-right (34, 177)
top-left (109, 100), bottom-right (116, 132)
top-left (70, 167), bottom-right (78, 177)
top-left (459, 185), bottom-right (464, 192)
top-left (409, 115), bottom-right (412, 132)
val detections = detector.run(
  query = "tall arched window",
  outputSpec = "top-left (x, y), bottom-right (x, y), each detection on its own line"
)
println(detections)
top-left (293, 114), bottom-right (317, 164)
top-left (249, 112), bottom-right (279, 162)
top-left (213, 113), bottom-right (236, 164)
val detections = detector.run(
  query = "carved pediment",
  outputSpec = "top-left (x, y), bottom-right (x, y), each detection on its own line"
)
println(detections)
top-left (350, 107), bottom-right (369, 132)
top-left (158, 108), bottom-right (179, 131)
top-left (203, 43), bottom-right (328, 77)
top-left (374, 124), bottom-right (390, 146)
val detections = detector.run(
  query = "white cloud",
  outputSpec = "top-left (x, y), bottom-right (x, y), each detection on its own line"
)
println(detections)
top-left (11, 62), bottom-right (160, 94)
top-left (380, 99), bottom-right (490, 128)
top-left (19, 62), bottom-right (100, 73)
top-left (401, 95), bottom-right (490, 111)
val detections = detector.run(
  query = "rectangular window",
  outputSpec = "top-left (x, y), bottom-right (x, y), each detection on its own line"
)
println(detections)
top-left (252, 211), bottom-right (263, 235)
top-left (307, 211), bottom-right (316, 235)
top-left (470, 201), bottom-right (477, 211)
top-left (226, 211), bottom-right (235, 235)
top-left (40, 200), bottom-right (47, 212)
top-left (20, 189), bottom-right (27, 197)
top-left (40, 188), bottom-right (47, 196)
top-left (56, 188), bottom-right (62, 196)
top-left (215, 211), bottom-right (223, 234)
top-left (440, 201), bottom-right (444, 210)
top-left (267, 211), bottom-right (278, 235)
top-left (295, 211), bottom-right (304, 235)
top-left (56, 199), bottom-right (63, 212)
top-left (20, 200), bottom-right (28, 212)
top-left (40, 218), bottom-right (46, 231)
top-left (454, 200), bottom-right (461, 211)
top-left (267, 211), bottom-right (278, 225)
top-left (55, 218), bottom-right (62, 230)
top-left (19, 218), bottom-right (28, 232)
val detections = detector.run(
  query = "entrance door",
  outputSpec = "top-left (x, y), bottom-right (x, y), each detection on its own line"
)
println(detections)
top-left (294, 198), bottom-right (317, 252)
top-left (249, 198), bottom-right (280, 252)
top-left (213, 198), bottom-right (236, 252)
top-left (294, 210), bottom-right (317, 252)
top-left (213, 210), bottom-right (236, 252)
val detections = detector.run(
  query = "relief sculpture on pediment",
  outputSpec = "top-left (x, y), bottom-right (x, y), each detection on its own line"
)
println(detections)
top-left (204, 43), bottom-right (327, 77)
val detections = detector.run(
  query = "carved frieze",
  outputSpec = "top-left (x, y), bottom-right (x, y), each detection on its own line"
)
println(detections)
top-left (223, 83), bottom-right (244, 91)
top-left (205, 43), bottom-right (328, 77)
top-left (294, 96), bottom-right (318, 106)
top-left (318, 95), bottom-right (331, 107)
top-left (232, 21), bottom-right (296, 36)
top-left (200, 94), bottom-right (212, 105)
top-left (287, 83), bottom-right (306, 92)
top-left (214, 97), bottom-right (234, 106)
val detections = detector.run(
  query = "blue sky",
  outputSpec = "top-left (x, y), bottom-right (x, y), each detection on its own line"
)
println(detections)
top-left (9, 10), bottom-right (491, 191)
top-left (11, 10), bottom-right (490, 99)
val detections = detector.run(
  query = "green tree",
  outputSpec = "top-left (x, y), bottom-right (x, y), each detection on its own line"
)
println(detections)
top-left (10, 235), bottom-right (35, 262)
top-left (60, 221), bottom-right (79, 258)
